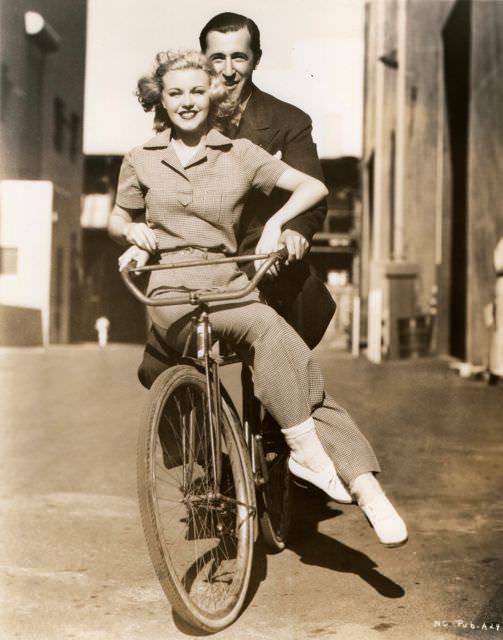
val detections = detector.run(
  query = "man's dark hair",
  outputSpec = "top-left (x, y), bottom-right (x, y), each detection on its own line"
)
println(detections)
top-left (199, 12), bottom-right (262, 62)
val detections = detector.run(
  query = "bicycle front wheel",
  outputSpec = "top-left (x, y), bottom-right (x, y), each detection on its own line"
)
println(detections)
top-left (137, 365), bottom-right (255, 632)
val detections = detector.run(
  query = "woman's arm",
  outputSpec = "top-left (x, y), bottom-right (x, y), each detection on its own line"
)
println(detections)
top-left (279, 117), bottom-right (327, 244)
top-left (108, 204), bottom-right (157, 253)
top-left (255, 167), bottom-right (328, 257)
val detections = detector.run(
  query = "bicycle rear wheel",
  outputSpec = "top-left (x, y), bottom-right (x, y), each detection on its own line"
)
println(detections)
top-left (137, 365), bottom-right (255, 632)
top-left (258, 422), bottom-right (292, 551)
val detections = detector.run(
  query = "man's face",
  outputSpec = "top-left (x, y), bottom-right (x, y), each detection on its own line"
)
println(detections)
top-left (204, 27), bottom-right (258, 102)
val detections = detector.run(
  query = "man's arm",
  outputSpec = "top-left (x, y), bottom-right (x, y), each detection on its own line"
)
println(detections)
top-left (280, 118), bottom-right (327, 244)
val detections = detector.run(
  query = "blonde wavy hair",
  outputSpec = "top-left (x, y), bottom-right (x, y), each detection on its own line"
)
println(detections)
top-left (136, 50), bottom-right (236, 133)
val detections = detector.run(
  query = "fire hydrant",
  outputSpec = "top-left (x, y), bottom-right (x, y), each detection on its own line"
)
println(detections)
top-left (95, 316), bottom-right (110, 348)
top-left (486, 238), bottom-right (503, 381)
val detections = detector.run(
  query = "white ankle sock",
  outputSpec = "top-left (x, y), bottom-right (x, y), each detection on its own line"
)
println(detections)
top-left (281, 417), bottom-right (333, 473)
top-left (350, 472), bottom-right (384, 506)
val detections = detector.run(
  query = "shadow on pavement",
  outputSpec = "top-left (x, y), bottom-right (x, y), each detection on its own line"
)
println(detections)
top-left (171, 483), bottom-right (405, 635)
top-left (288, 484), bottom-right (406, 599)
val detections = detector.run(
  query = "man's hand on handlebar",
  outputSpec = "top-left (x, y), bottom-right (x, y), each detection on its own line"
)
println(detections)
top-left (279, 229), bottom-right (309, 261)
top-left (118, 245), bottom-right (151, 272)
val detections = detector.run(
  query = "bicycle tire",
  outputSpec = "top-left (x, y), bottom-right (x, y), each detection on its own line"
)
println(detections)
top-left (137, 365), bottom-right (255, 632)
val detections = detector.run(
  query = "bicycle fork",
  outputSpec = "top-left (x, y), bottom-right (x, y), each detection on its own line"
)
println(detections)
top-left (195, 310), bottom-right (255, 523)
top-left (196, 308), bottom-right (222, 494)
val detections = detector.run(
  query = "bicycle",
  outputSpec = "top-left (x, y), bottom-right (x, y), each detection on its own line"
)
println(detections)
top-left (121, 248), bottom-right (292, 632)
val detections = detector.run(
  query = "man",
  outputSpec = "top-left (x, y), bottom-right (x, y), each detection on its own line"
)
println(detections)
top-left (131, 12), bottom-right (407, 546)
top-left (201, 12), bottom-right (335, 349)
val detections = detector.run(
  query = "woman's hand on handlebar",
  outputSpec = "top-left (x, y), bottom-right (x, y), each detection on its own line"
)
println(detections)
top-left (118, 245), bottom-right (151, 272)
top-left (124, 222), bottom-right (158, 253)
top-left (256, 219), bottom-right (282, 255)
top-left (255, 220), bottom-right (283, 275)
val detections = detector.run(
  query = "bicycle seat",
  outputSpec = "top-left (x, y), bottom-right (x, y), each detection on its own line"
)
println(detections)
top-left (148, 323), bottom-right (239, 367)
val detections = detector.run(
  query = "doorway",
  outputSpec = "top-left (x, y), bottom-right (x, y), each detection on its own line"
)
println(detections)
top-left (442, 0), bottom-right (471, 360)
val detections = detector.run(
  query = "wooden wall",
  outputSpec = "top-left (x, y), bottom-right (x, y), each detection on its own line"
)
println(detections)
top-left (467, 1), bottom-right (503, 363)
top-left (362, 0), bottom-right (503, 363)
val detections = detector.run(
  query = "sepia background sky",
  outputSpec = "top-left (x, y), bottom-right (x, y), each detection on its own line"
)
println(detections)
top-left (83, 0), bottom-right (365, 159)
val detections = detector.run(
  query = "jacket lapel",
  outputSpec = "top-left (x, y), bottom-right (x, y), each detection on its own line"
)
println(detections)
top-left (237, 87), bottom-right (280, 151)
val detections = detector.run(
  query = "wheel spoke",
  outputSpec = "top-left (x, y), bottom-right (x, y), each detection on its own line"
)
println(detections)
top-left (138, 368), bottom-right (253, 629)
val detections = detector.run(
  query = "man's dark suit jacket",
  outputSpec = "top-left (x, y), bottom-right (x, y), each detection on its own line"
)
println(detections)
top-left (137, 86), bottom-right (335, 389)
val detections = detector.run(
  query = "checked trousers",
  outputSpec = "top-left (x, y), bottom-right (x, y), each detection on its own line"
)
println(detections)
top-left (149, 260), bottom-right (380, 485)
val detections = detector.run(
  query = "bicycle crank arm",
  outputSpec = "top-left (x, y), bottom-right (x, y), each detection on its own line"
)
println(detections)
top-left (185, 493), bottom-right (256, 516)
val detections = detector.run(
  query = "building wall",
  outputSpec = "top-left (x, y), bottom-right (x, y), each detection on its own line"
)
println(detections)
top-left (0, 0), bottom-right (86, 344)
top-left (362, 0), bottom-right (503, 364)
top-left (402, 2), bottom-right (451, 306)
top-left (467, 1), bottom-right (503, 362)
top-left (0, 181), bottom-right (53, 345)
top-left (361, 0), bottom-right (399, 325)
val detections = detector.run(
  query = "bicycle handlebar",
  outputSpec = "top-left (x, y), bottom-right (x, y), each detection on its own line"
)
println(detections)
top-left (120, 248), bottom-right (289, 307)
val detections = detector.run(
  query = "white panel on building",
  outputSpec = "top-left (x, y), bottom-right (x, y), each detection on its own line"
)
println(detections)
top-left (0, 180), bottom-right (53, 345)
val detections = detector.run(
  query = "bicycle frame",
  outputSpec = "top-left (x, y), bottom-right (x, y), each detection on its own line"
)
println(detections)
top-left (157, 304), bottom-right (269, 499)
top-left (121, 249), bottom-right (287, 495)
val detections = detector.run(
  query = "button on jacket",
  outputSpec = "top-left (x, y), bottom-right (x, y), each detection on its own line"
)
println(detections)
top-left (116, 127), bottom-right (289, 255)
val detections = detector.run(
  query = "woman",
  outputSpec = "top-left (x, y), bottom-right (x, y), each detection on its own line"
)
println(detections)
top-left (108, 50), bottom-right (407, 547)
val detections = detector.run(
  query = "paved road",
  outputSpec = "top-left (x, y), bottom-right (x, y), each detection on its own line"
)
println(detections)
top-left (1, 344), bottom-right (502, 640)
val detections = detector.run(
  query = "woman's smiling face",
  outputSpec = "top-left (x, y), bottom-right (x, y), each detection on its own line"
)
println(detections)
top-left (161, 68), bottom-right (211, 136)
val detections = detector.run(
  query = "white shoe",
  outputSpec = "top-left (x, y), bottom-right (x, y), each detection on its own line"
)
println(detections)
top-left (360, 493), bottom-right (408, 547)
top-left (288, 457), bottom-right (353, 504)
